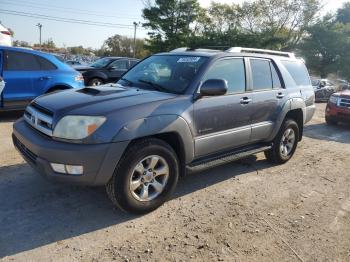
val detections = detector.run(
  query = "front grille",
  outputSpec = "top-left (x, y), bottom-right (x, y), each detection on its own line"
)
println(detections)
top-left (23, 104), bottom-right (53, 136)
top-left (339, 98), bottom-right (350, 107)
top-left (13, 135), bottom-right (37, 164)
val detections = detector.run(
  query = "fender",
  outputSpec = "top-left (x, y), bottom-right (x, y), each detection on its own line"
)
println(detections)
top-left (112, 115), bottom-right (195, 163)
top-left (267, 98), bottom-right (306, 141)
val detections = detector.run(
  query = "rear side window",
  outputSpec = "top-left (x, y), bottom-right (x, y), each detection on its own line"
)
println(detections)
top-left (6, 51), bottom-right (40, 71)
top-left (203, 58), bottom-right (246, 94)
top-left (281, 60), bottom-right (311, 86)
top-left (37, 56), bottom-right (57, 70)
top-left (250, 59), bottom-right (273, 90)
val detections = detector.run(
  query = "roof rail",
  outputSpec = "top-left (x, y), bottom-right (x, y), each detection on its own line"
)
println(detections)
top-left (227, 47), bottom-right (296, 59)
top-left (170, 47), bottom-right (222, 53)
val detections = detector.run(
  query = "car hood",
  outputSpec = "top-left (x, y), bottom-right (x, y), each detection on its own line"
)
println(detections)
top-left (33, 84), bottom-right (177, 117)
top-left (336, 90), bottom-right (350, 98)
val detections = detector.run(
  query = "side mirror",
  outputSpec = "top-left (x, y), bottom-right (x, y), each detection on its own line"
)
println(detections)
top-left (200, 79), bottom-right (228, 96)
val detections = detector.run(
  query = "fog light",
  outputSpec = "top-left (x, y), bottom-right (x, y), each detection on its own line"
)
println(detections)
top-left (50, 163), bottom-right (83, 175)
top-left (50, 163), bottom-right (66, 174)
top-left (65, 165), bottom-right (83, 175)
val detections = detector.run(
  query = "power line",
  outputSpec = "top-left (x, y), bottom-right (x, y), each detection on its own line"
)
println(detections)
top-left (0, 0), bottom-right (141, 20)
top-left (0, 0), bottom-right (141, 18)
top-left (0, 9), bottom-right (136, 29)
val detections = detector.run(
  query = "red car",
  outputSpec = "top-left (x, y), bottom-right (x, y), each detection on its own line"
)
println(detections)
top-left (325, 90), bottom-right (350, 125)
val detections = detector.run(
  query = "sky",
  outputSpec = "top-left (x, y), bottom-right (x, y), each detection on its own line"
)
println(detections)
top-left (0, 0), bottom-right (348, 49)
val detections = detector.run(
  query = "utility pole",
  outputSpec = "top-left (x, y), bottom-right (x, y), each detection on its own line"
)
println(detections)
top-left (133, 22), bottom-right (138, 58)
top-left (36, 23), bottom-right (42, 49)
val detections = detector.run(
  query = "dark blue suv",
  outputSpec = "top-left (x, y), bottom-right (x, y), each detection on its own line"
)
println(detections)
top-left (0, 46), bottom-right (84, 110)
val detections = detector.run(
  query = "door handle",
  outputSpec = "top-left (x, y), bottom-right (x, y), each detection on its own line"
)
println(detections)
top-left (276, 92), bottom-right (285, 99)
top-left (39, 76), bottom-right (51, 80)
top-left (240, 97), bottom-right (252, 104)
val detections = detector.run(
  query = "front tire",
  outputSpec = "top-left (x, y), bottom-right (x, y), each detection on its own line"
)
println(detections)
top-left (88, 78), bottom-right (104, 86)
top-left (106, 138), bottom-right (179, 214)
top-left (265, 119), bottom-right (299, 164)
top-left (325, 116), bottom-right (337, 125)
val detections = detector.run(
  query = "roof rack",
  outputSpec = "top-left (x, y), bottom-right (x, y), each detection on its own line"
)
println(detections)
top-left (226, 47), bottom-right (295, 59)
top-left (170, 47), bottom-right (221, 53)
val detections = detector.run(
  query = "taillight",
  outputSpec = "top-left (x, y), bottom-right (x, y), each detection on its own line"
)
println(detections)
top-left (1, 31), bottom-right (11, 36)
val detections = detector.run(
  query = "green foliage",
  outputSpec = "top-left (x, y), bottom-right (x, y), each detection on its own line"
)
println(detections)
top-left (299, 16), bottom-right (350, 78)
top-left (142, 0), bottom-right (201, 52)
top-left (336, 2), bottom-right (350, 24)
top-left (95, 34), bottom-right (149, 58)
top-left (67, 46), bottom-right (94, 56)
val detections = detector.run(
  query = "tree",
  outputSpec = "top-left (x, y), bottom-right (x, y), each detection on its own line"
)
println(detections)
top-left (96, 34), bottom-right (149, 58)
top-left (336, 2), bottom-right (350, 24)
top-left (13, 40), bottom-right (31, 47)
top-left (298, 16), bottom-right (350, 78)
top-left (189, 0), bottom-right (321, 50)
top-left (142, 0), bottom-right (201, 52)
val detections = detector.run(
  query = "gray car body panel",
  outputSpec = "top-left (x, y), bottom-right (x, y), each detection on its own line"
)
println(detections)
top-left (12, 50), bottom-right (315, 186)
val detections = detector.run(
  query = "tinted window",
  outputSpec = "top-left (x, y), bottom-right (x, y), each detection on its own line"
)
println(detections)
top-left (6, 51), bottom-right (40, 71)
top-left (281, 60), bottom-right (311, 86)
top-left (110, 59), bottom-right (128, 70)
top-left (250, 59), bottom-right (273, 90)
top-left (203, 58), bottom-right (246, 94)
top-left (130, 60), bottom-right (139, 67)
top-left (37, 56), bottom-right (57, 70)
top-left (270, 63), bottom-right (282, 89)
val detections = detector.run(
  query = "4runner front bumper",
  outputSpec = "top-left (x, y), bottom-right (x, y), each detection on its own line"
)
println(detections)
top-left (12, 118), bottom-right (129, 186)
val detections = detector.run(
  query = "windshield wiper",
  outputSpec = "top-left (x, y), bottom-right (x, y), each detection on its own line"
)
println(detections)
top-left (138, 79), bottom-right (168, 92)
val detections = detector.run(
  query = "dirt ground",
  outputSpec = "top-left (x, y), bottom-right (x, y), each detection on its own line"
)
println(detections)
top-left (0, 103), bottom-right (349, 262)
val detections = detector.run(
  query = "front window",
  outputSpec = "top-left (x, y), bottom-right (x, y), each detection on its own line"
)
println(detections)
top-left (90, 57), bottom-right (113, 68)
top-left (118, 55), bottom-right (208, 94)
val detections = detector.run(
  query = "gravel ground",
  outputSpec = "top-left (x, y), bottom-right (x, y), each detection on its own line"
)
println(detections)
top-left (0, 103), bottom-right (349, 262)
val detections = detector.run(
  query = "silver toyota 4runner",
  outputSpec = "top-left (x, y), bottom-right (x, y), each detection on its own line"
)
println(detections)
top-left (13, 47), bottom-right (315, 214)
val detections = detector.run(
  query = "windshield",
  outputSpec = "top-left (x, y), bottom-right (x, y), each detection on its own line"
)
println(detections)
top-left (118, 55), bottom-right (208, 94)
top-left (90, 57), bottom-right (113, 68)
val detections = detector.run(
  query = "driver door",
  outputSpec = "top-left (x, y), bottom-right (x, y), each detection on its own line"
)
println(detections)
top-left (107, 59), bottom-right (129, 82)
top-left (193, 58), bottom-right (253, 157)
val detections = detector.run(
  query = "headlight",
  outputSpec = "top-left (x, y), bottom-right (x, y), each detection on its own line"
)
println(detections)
top-left (53, 116), bottom-right (106, 140)
top-left (329, 95), bottom-right (339, 105)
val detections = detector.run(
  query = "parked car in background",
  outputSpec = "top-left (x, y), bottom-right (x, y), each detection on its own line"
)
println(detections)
top-left (75, 57), bottom-right (139, 86)
top-left (0, 46), bottom-right (84, 110)
top-left (13, 47), bottom-right (315, 214)
top-left (312, 78), bottom-right (337, 102)
top-left (65, 60), bottom-right (85, 66)
top-left (336, 79), bottom-right (350, 90)
top-left (0, 23), bottom-right (12, 46)
top-left (325, 89), bottom-right (350, 125)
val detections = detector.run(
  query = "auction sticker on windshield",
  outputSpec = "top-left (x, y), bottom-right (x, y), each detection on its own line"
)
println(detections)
top-left (177, 57), bottom-right (201, 63)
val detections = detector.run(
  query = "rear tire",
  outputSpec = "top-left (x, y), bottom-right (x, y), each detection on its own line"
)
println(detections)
top-left (88, 78), bottom-right (104, 86)
top-left (265, 119), bottom-right (299, 164)
top-left (106, 138), bottom-right (179, 214)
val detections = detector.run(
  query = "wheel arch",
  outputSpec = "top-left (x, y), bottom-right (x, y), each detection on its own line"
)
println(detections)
top-left (45, 84), bottom-right (72, 93)
top-left (112, 115), bottom-right (195, 170)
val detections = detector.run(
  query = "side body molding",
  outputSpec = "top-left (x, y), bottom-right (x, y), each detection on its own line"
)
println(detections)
top-left (113, 115), bottom-right (195, 163)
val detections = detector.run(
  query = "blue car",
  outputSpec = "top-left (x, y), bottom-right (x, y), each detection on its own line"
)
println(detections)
top-left (0, 46), bottom-right (84, 110)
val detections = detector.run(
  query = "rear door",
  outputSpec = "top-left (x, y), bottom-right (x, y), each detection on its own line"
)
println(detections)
top-left (32, 55), bottom-right (56, 96)
top-left (2, 50), bottom-right (39, 107)
top-left (249, 58), bottom-right (288, 142)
